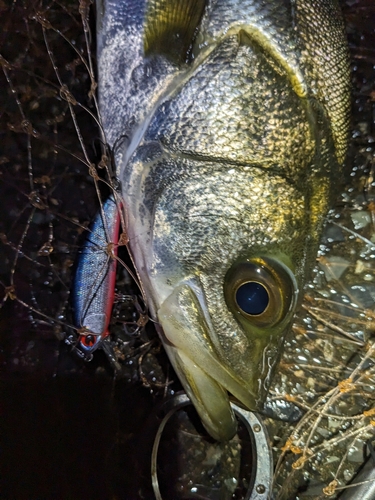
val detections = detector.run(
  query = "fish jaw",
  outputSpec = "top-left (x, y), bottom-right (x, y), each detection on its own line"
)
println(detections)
top-left (158, 282), bottom-right (256, 441)
top-left (155, 256), bottom-right (299, 441)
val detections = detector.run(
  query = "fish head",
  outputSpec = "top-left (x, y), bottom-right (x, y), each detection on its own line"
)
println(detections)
top-left (111, 0), bottom-right (350, 440)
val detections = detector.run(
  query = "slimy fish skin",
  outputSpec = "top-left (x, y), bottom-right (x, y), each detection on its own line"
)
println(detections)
top-left (96, 0), bottom-right (350, 441)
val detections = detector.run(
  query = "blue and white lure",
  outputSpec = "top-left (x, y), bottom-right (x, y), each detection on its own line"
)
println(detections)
top-left (72, 195), bottom-right (121, 360)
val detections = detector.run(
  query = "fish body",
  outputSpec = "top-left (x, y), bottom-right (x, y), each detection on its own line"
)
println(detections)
top-left (97, 0), bottom-right (350, 440)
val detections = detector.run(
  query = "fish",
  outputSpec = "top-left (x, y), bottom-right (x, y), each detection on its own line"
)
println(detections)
top-left (96, 0), bottom-right (351, 441)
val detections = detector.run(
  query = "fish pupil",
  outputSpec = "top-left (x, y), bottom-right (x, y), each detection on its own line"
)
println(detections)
top-left (236, 282), bottom-right (269, 315)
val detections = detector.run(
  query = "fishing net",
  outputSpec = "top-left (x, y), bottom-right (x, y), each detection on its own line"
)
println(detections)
top-left (1, 0), bottom-right (374, 498)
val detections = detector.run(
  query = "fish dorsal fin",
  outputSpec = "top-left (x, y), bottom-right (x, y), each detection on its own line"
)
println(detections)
top-left (144, 0), bottom-right (207, 65)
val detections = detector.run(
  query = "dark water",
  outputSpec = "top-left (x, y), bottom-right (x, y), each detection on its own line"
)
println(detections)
top-left (0, 1), bottom-right (375, 499)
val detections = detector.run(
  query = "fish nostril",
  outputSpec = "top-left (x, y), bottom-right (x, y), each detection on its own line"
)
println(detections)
top-left (235, 282), bottom-right (269, 315)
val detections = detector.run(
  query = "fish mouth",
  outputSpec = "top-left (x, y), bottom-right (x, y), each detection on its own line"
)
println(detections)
top-left (157, 282), bottom-right (258, 441)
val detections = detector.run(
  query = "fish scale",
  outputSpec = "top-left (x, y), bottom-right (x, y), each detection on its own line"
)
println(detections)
top-left (143, 35), bottom-right (314, 174)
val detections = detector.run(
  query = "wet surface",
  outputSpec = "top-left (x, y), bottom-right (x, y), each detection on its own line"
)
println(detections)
top-left (0, 1), bottom-right (375, 499)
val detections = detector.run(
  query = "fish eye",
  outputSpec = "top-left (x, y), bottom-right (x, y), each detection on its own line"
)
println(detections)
top-left (225, 257), bottom-right (297, 329)
top-left (235, 282), bottom-right (269, 315)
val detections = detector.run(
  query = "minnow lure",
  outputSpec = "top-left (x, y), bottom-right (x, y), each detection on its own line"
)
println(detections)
top-left (72, 195), bottom-right (121, 360)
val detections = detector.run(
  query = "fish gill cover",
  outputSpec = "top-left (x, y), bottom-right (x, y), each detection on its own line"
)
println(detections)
top-left (0, 1), bottom-right (374, 499)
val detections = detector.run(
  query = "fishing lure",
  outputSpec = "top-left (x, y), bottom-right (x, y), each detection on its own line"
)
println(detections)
top-left (72, 195), bottom-right (121, 360)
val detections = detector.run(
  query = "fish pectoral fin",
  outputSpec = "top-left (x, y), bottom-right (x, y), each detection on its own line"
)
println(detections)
top-left (143, 0), bottom-right (207, 65)
top-left (158, 283), bottom-right (257, 440)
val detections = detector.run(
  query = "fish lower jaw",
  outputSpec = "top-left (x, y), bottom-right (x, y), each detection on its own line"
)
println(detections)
top-left (157, 283), bottom-right (258, 441)
top-left (168, 345), bottom-right (238, 441)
